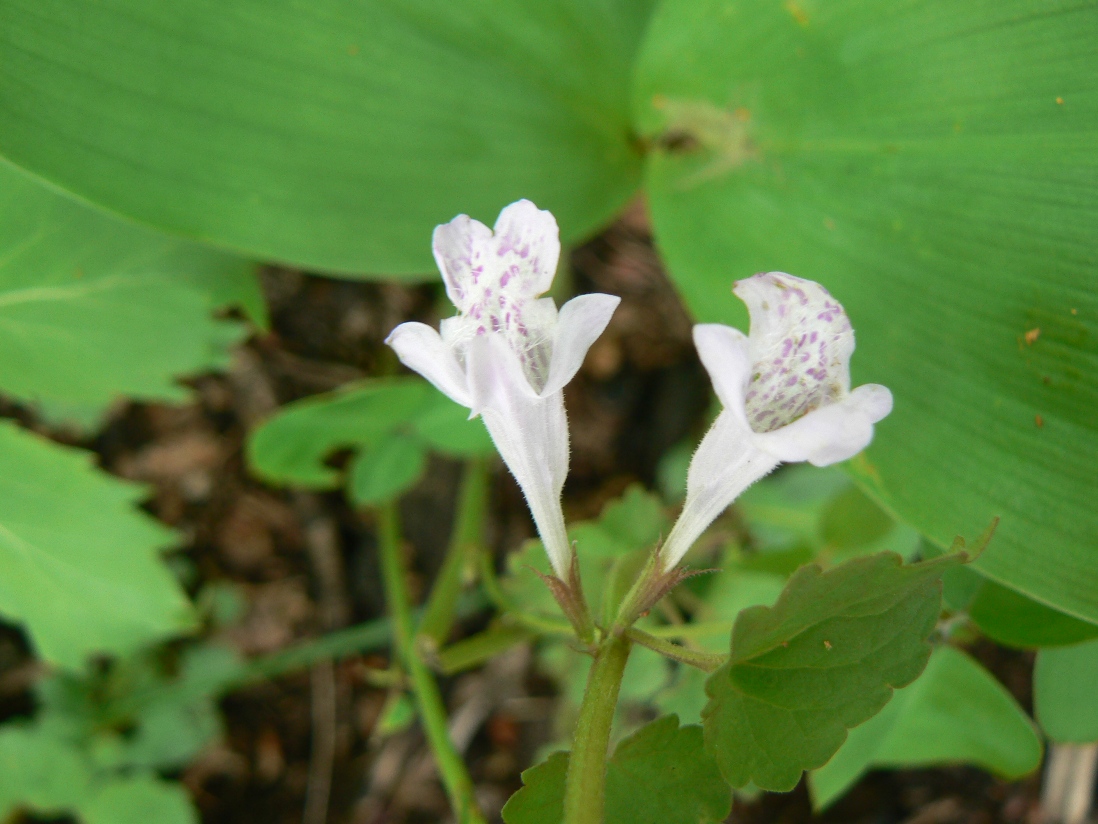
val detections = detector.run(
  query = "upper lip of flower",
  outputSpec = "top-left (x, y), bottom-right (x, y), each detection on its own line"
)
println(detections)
top-left (386, 200), bottom-right (621, 409)
top-left (695, 271), bottom-right (892, 465)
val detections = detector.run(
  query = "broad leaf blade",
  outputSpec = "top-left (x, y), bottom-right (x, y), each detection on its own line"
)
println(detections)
top-left (957, 571), bottom-right (1098, 648)
top-left (0, 421), bottom-right (196, 668)
top-left (1035, 638), bottom-right (1098, 743)
top-left (502, 716), bottom-right (730, 824)
top-left (703, 552), bottom-right (961, 791)
top-left (809, 646), bottom-right (1042, 809)
top-left (635, 0), bottom-right (1098, 622)
top-left (0, 160), bottom-right (255, 419)
top-left (0, 0), bottom-right (652, 275)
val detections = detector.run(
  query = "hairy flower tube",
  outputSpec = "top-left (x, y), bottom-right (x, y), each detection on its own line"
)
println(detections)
top-left (659, 272), bottom-right (893, 571)
top-left (386, 200), bottom-right (620, 579)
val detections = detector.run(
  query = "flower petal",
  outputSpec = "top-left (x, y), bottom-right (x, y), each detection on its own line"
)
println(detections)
top-left (734, 272), bottom-right (855, 432)
top-left (540, 293), bottom-right (621, 397)
top-left (466, 334), bottom-right (571, 576)
top-left (491, 199), bottom-right (560, 299)
top-left (853, 382), bottom-right (894, 423)
top-left (693, 323), bottom-right (752, 431)
top-left (751, 383), bottom-right (892, 466)
top-left (432, 214), bottom-right (493, 312)
top-left (385, 322), bottom-right (471, 408)
top-left (660, 410), bottom-right (780, 570)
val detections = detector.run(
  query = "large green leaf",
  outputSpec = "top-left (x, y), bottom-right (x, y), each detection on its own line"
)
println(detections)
top-left (1034, 638), bottom-right (1098, 743)
top-left (944, 566), bottom-right (1098, 648)
top-left (702, 551), bottom-right (960, 791)
top-left (502, 716), bottom-right (730, 824)
top-left (634, 0), bottom-right (1098, 622)
top-left (0, 0), bottom-right (652, 275)
top-left (0, 421), bottom-right (196, 668)
top-left (0, 160), bottom-right (257, 420)
top-left (809, 646), bottom-right (1042, 810)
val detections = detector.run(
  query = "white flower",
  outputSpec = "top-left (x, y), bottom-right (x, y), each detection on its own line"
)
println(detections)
top-left (660, 272), bottom-right (892, 571)
top-left (385, 200), bottom-right (620, 578)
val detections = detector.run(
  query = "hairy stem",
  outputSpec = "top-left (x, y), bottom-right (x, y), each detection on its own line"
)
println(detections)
top-left (418, 459), bottom-right (489, 646)
top-left (377, 502), bottom-right (486, 824)
top-left (563, 634), bottom-right (632, 824)
top-left (625, 627), bottom-right (726, 672)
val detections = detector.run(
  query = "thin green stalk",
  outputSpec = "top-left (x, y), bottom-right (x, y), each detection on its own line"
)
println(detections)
top-left (563, 635), bottom-right (632, 824)
top-left (625, 627), bottom-right (726, 672)
top-left (646, 619), bottom-right (733, 642)
top-left (378, 502), bottom-right (487, 824)
top-left (436, 623), bottom-right (536, 675)
top-left (418, 459), bottom-right (489, 646)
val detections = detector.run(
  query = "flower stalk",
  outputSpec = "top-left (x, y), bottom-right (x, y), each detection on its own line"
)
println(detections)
top-left (417, 458), bottom-right (489, 649)
top-left (376, 502), bottom-right (486, 824)
top-left (562, 633), bottom-right (632, 824)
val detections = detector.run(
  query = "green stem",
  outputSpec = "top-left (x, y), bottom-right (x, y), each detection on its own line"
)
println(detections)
top-left (418, 459), bottom-right (489, 646)
top-left (625, 627), bottom-right (726, 672)
top-left (646, 620), bottom-right (733, 642)
top-left (563, 635), bottom-right (632, 824)
top-left (377, 502), bottom-right (486, 824)
top-left (435, 623), bottom-right (536, 675)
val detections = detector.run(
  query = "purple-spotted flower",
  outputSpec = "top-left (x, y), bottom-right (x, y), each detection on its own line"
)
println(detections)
top-left (659, 272), bottom-right (892, 571)
top-left (385, 200), bottom-right (620, 578)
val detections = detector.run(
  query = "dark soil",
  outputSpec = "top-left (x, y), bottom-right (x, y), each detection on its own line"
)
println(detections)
top-left (0, 202), bottom-right (1045, 824)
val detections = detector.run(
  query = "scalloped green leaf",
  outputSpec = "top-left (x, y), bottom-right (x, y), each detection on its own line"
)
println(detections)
top-left (0, 161), bottom-right (257, 423)
top-left (502, 716), bottom-right (730, 824)
top-left (809, 646), bottom-right (1042, 810)
top-left (0, 725), bottom-right (92, 817)
top-left (78, 775), bottom-right (198, 824)
top-left (635, 0), bottom-right (1098, 623)
top-left (0, 421), bottom-right (196, 668)
top-left (348, 435), bottom-right (427, 506)
top-left (702, 552), bottom-right (961, 791)
top-left (0, 0), bottom-right (652, 276)
top-left (247, 378), bottom-right (493, 493)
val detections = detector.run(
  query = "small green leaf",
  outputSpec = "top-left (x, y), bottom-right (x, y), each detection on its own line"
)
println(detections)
top-left (703, 551), bottom-right (961, 791)
top-left (1035, 638), bottom-right (1098, 743)
top-left (503, 487), bottom-right (669, 620)
top-left (347, 435), bottom-right (428, 505)
top-left (809, 646), bottom-right (1042, 810)
top-left (502, 716), bottom-right (730, 824)
top-left (736, 465), bottom-right (919, 565)
top-left (247, 378), bottom-right (490, 490)
top-left (0, 421), bottom-right (195, 668)
top-left (248, 378), bottom-right (428, 487)
top-left (78, 775), bottom-right (198, 824)
top-left (598, 485), bottom-right (669, 552)
top-left (0, 725), bottom-right (92, 817)
top-left (375, 693), bottom-right (417, 738)
top-left (0, 160), bottom-right (254, 422)
top-left (412, 391), bottom-right (495, 457)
